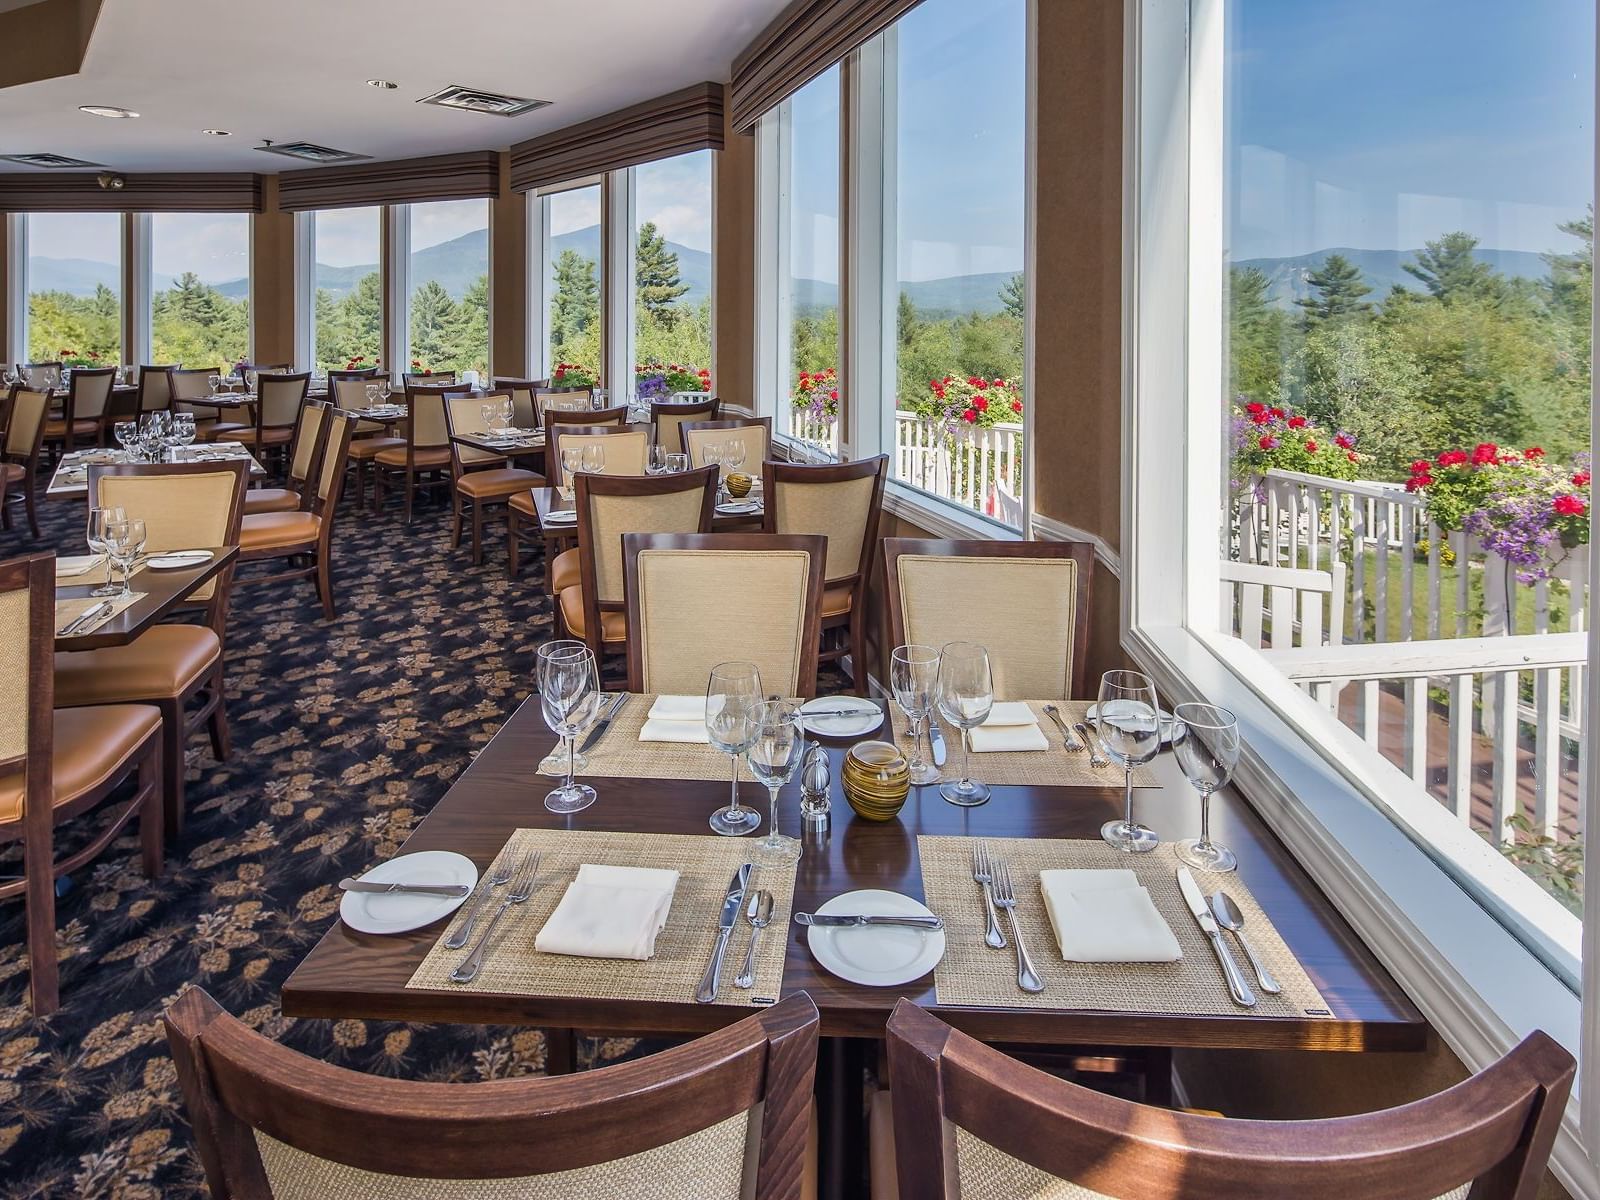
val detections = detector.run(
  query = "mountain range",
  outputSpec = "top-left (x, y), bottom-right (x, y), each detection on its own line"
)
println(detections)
top-left (1234, 246), bottom-right (1553, 310)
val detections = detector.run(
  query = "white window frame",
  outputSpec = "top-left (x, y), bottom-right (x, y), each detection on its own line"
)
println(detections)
top-left (385, 203), bottom-right (410, 373)
top-left (6, 214), bottom-right (27, 363)
top-left (291, 211), bottom-right (314, 369)
top-left (529, 175), bottom-right (605, 381)
top-left (127, 213), bottom-right (152, 366)
top-left (755, 101), bottom-right (794, 439)
top-left (604, 168), bottom-right (636, 393)
top-left (1124, 0), bottom-right (1600, 1192)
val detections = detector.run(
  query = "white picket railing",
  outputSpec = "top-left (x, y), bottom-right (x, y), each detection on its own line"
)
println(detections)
top-left (892, 411), bottom-right (1023, 513)
top-left (790, 409), bottom-right (841, 457)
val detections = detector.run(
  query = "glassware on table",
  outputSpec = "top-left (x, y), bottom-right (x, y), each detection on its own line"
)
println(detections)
top-left (104, 517), bottom-right (146, 598)
top-left (935, 641), bottom-right (994, 806)
top-left (113, 421), bottom-right (137, 452)
top-left (702, 441), bottom-right (725, 476)
top-left (723, 437), bottom-right (747, 473)
top-left (1095, 669), bottom-right (1163, 852)
top-left (664, 451), bottom-right (689, 474)
top-left (890, 643), bottom-right (942, 785)
top-left (171, 412), bottom-right (197, 451)
top-left (537, 639), bottom-right (603, 813)
top-left (706, 661), bottom-right (764, 835)
top-left (480, 402), bottom-right (496, 432)
top-left (747, 699), bottom-right (804, 863)
top-left (365, 382), bottom-right (383, 407)
top-left (86, 505), bottom-right (126, 597)
top-left (560, 446), bottom-right (583, 490)
top-left (207, 373), bottom-right (221, 394)
top-left (646, 443), bottom-right (668, 475)
top-left (580, 442), bottom-right (605, 475)
top-left (1172, 702), bottom-right (1241, 872)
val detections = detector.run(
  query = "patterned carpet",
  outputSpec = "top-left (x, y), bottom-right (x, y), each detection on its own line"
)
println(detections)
top-left (0, 480), bottom-right (649, 1197)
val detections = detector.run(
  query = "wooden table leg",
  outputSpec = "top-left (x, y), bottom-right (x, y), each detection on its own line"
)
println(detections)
top-left (815, 1035), bottom-right (870, 1200)
top-left (544, 1027), bottom-right (577, 1075)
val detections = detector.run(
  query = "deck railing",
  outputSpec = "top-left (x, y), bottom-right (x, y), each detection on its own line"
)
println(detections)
top-left (892, 411), bottom-right (1023, 514)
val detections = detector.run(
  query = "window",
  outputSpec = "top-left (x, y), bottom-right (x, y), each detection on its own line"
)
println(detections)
top-left (782, 66), bottom-right (841, 453)
top-left (405, 199), bottom-right (489, 378)
top-left (149, 212), bottom-right (250, 369)
top-left (632, 150), bottom-right (714, 395)
top-left (539, 183), bottom-right (603, 381)
top-left (24, 212), bottom-right (121, 368)
top-left (312, 206), bottom-right (382, 374)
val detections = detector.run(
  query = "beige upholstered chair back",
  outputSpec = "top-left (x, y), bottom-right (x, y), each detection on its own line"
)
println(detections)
top-left (409, 391), bottom-right (452, 449)
top-left (632, 546), bottom-right (816, 695)
top-left (585, 488), bottom-right (708, 605)
top-left (71, 369), bottom-right (116, 420)
top-left (684, 424), bottom-right (769, 474)
top-left (258, 375), bottom-right (307, 428)
top-left (655, 401), bottom-right (719, 457)
top-left (5, 389), bottom-right (49, 457)
top-left (542, 388), bottom-right (593, 414)
top-left (331, 375), bottom-right (386, 436)
top-left (315, 412), bottom-right (358, 506)
top-left (139, 366), bottom-right (174, 412)
top-left (405, 372), bottom-right (457, 386)
top-left (169, 368), bottom-right (216, 401)
top-left (557, 430), bottom-right (647, 478)
top-left (895, 553), bottom-right (1080, 699)
top-left (773, 473), bottom-right (877, 583)
top-left (446, 393), bottom-right (507, 467)
top-left (0, 562), bottom-right (30, 765)
top-left (496, 381), bottom-right (538, 427)
top-left (288, 402), bottom-right (329, 486)
top-left (94, 468), bottom-right (243, 602)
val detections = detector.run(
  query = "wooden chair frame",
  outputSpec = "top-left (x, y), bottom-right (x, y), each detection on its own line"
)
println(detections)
top-left (242, 401), bottom-right (332, 516)
top-left (651, 397), bottom-right (720, 451)
top-left (621, 531), bottom-right (828, 696)
top-left (136, 363), bottom-right (178, 413)
top-left (166, 986), bottom-right (818, 1200)
top-left (885, 1000), bottom-right (1572, 1200)
top-left (219, 372), bottom-right (311, 470)
top-left (376, 382), bottom-right (469, 523)
top-left (883, 537), bottom-right (1096, 701)
top-left (46, 365), bottom-right (117, 455)
top-left (679, 415), bottom-right (774, 464)
top-left (763, 454), bottom-right (887, 695)
top-left (492, 376), bottom-right (545, 428)
top-left (3, 383), bottom-right (50, 538)
top-left (19, 359), bottom-right (63, 389)
top-left (541, 403), bottom-right (631, 482)
top-left (328, 370), bottom-right (393, 509)
top-left (442, 390), bottom-right (543, 567)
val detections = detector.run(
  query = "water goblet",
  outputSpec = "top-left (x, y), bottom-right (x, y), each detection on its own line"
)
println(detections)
top-left (707, 661), bottom-right (763, 835)
top-left (560, 446), bottom-right (583, 491)
top-left (580, 442), bottom-right (605, 475)
top-left (646, 444), bottom-right (668, 475)
top-left (936, 641), bottom-right (994, 806)
top-left (171, 412), bottom-right (197, 452)
top-left (747, 699), bottom-right (804, 863)
top-left (86, 504), bottom-right (126, 597)
top-left (665, 451), bottom-right (689, 474)
top-left (891, 643), bottom-right (942, 785)
top-left (537, 640), bottom-right (603, 812)
top-left (1095, 669), bottom-right (1164, 852)
top-left (105, 518), bottom-right (146, 598)
top-left (497, 397), bottom-right (514, 431)
top-left (1173, 703), bottom-right (1241, 872)
top-left (207, 373), bottom-right (221, 394)
top-left (365, 383), bottom-right (382, 408)
top-left (480, 402), bottom-right (496, 435)
top-left (724, 437), bottom-right (747, 473)
top-left (113, 420), bottom-right (137, 453)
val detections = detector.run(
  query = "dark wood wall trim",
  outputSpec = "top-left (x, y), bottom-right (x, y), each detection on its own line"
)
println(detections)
top-left (0, 172), bottom-right (263, 213)
top-left (729, 0), bottom-right (922, 133)
top-left (509, 83), bottom-right (724, 192)
top-left (277, 151), bottom-right (499, 212)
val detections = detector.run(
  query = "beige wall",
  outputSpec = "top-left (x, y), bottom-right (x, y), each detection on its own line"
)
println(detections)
top-left (250, 175), bottom-right (295, 367)
top-left (490, 152), bottom-right (528, 379)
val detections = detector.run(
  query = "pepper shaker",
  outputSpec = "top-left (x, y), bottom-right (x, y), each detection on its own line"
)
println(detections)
top-left (800, 742), bottom-right (832, 830)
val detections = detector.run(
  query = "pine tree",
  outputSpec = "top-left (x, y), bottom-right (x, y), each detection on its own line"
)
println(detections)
top-left (1295, 253), bottom-right (1372, 322)
top-left (999, 273), bottom-right (1026, 321)
top-left (551, 249), bottom-right (600, 359)
top-left (635, 222), bottom-right (689, 323)
top-left (1229, 266), bottom-right (1288, 401)
top-left (1544, 207), bottom-right (1592, 326)
top-left (1403, 231), bottom-right (1504, 304)
top-left (408, 279), bottom-right (456, 367)
top-left (897, 292), bottom-right (920, 348)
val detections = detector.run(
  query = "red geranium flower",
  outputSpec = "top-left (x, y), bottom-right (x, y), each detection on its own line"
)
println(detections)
top-left (1287, 416), bottom-right (1308, 429)
top-left (961, 409), bottom-right (978, 423)
top-left (1554, 494), bottom-right (1587, 516)
top-left (1251, 411), bottom-right (1271, 426)
top-left (1259, 435), bottom-right (1279, 451)
top-left (1409, 460), bottom-right (1432, 475)
top-left (1437, 450), bottom-right (1469, 467)
top-left (1526, 447), bottom-right (1545, 458)
top-left (974, 397), bottom-right (988, 412)
top-left (1304, 439), bottom-right (1317, 453)
top-left (1269, 407), bottom-right (1286, 420)
top-left (1574, 471), bottom-right (1592, 488)
top-left (1244, 402), bottom-right (1266, 416)
top-left (1347, 451), bottom-right (1359, 463)
top-left (992, 379), bottom-right (1004, 388)
top-left (1472, 442), bottom-right (1499, 466)
top-left (829, 390), bottom-right (838, 401)
top-left (1010, 400), bottom-right (1022, 413)
top-left (1405, 473), bottom-right (1434, 492)
top-left (1335, 433), bottom-right (1354, 449)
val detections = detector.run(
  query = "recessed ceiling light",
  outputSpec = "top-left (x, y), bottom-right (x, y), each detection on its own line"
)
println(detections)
top-left (202, 128), bottom-right (231, 136)
top-left (79, 104), bottom-right (138, 119)
top-left (367, 79), bottom-right (398, 90)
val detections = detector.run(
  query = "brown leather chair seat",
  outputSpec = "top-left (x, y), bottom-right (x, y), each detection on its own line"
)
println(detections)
top-left (456, 468), bottom-right (542, 499)
top-left (2, 462), bottom-right (24, 484)
top-left (55, 626), bottom-right (221, 706)
top-left (242, 487), bottom-right (302, 515)
top-left (239, 511), bottom-right (319, 551)
top-left (44, 418), bottom-right (99, 439)
top-left (557, 585), bottom-right (626, 644)
top-left (348, 436), bottom-right (405, 461)
top-left (214, 426), bottom-right (294, 448)
top-left (203, 422), bottom-right (250, 440)
top-left (375, 445), bottom-right (449, 469)
top-left (509, 490), bottom-right (538, 518)
top-left (821, 582), bottom-right (852, 619)
top-left (0, 705), bottom-right (162, 824)
top-left (550, 547), bottom-right (580, 592)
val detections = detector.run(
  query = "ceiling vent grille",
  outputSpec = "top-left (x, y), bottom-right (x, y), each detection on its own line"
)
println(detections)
top-left (0, 152), bottom-right (105, 169)
top-left (418, 85), bottom-right (550, 118)
top-left (254, 141), bottom-right (369, 164)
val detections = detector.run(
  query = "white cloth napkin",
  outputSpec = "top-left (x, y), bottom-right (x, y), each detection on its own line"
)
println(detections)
top-left (534, 864), bottom-right (680, 960)
top-left (639, 695), bottom-right (711, 743)
top-left (968, 702), bottom-right (1048, 753)
top-left (1038, 869), bottom-right (1182, 962)
top-left (55, 555), bottom-right (101, 579)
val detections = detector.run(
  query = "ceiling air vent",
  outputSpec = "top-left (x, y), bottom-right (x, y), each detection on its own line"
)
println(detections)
top-left (254, 141), bottom-right (369, 164)
top-left (0, 153), bottom-right (106, 169)
top-left (417, 85), bottom-right (550, 118)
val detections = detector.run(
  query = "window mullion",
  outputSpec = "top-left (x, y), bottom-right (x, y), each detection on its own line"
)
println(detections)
top-left (127, 212), bottom-right (152, 366)
top-left (385, 205), bottom-right (410, 373)
top-left (6, 214), bottom-right (26, 364)
top-left (846, 35), bottom-right (891, 462)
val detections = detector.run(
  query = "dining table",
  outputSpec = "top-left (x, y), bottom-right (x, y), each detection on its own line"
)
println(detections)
top-left (45, 445), bottom-right (267, 500)
top-left (53, 545), bottom-right (238, 650)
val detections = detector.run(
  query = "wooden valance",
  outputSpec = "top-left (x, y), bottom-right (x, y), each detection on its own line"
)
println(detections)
top-left (276, 151), bottom-right (499, 212)
top-left (729, 0), bottom-right (924, 133)
top-left (0, 172), bottom-right (263, 213)
top-left (509, 83), bottom-right (723, 192)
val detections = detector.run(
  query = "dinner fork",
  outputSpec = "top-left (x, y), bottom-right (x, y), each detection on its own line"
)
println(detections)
top-left (990, 858), bottom-right (1044, 993)
top-left (970, 840), bottom-right (1007, 950)
top-left (450, 850), bottom-right (541, 983)
top-left (443, 852), bottom-right (517, 949)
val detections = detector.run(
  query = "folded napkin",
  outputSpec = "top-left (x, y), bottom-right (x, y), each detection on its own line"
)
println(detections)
top-left (1039, 869), bottom-right (1182, 962)
top-left (534, 864), bottom-right (680, 960)
top-left (55, 554), bottom-right (101, 579)
top-left (639, 695), bottom-right (711, 743)
top-left (968, 702), bottom-right (1049, 753)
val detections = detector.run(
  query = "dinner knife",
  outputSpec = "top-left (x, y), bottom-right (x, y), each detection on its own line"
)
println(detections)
top-left (338, 877), bottom-right (471, 898)
top-left (1177, 867), bottom-right (1256, 1007)
top-left (578, 692), bottom-right (628, 753)
top-left (695, 863), bottom-right (752, 1003)
top-left (794, 912), bottom-right (944, 930)
top-left (59, 600), bottom-right (112, 636)
top-left (928, 720), bottom-right (948, 768)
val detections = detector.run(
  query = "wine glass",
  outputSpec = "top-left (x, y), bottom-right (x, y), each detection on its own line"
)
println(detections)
top-left (537, 640), bottom-right (603, 813)
top-left (86, 504), bottom-right (126, 597)
top-left (480, 402), bottom-right (495, 433)
top-left (665, 451), bottom-right (689, 474)
top-left (171, 413), bottom-right (197, 453)
top-left (646, 444), bottom-right (668, 475)
top-left (936, 642), bottom-right (993, 806)
top-left (365, 382), bottom-right (382, 408)
top-left (1095, 670), bottom-right (1164, 852)
top-left (724, 437), bottom-right (747, 473)
top-left (580, 442), bottom-right (605, 475)
top-left (207, 373), bottom-right (221, 394)
top-left (747, 699), bottom-right (803, 863)
top-left (560, 445), bottom-right (584, 491)
top-left (497, 397), bottom-right (514, 432)
top-left (706, 661), bottom-right (763, 835)
top-left (113, 421), bottom-right (137, 453)
top-left (105, 518), bottom-right (146, 598)
top-left (1173, 703), bottom-right (1241, 872)
top-left (891, 644), bottom-right (942, 785)
top-left (702, 440), bottom-right (725, 475)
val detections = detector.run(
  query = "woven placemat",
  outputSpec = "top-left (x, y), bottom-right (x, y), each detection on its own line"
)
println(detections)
top-left (889, 701), bottom-right (1157, 789)
top-left (918, 835), bottom-right (1331, 1017)
top-left (539, 694), bottom-right (754, 783)
top-left (407, 828), bottom-right (794, 1008)
top-left (55, 591), bottom-right (145, 635)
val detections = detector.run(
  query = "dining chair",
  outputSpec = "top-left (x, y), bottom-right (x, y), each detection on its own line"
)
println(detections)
top-left (557, 466), bottom-right (718, 658)
top-left (238, 361), bottom-right (292, 381)
top-left (210, 372), bottom-right (311, 472)
top-left (166, 986), bottom-right (819, 1200)
top-left (493, 376), bottom-right (542, 427)
top-left (242, 401), bottom-right (332, 516)
top-left (20, 360), bottom-right (63, 390)
top-left (136, 364), bottom-right (177, 413)
top-left (56, 460), bottom-right (249, 836)
top-left (169, 366), bottom-right (226, 439)
top-left (652, 397), bottom-right (719, 457)
top-left (44, 365), bottom-right (115, 455)
top-left (403, 370), bottom-right (458, 386)
top-left (507, 422), bottom-right (644, 584)
top-left (878, 999), bottom-right (1572, 1200)
top-left (536, 384), bottom-right (594, 414)
top-left (0, 552), bottom-right (163, 1016)
top-left (329, 372), bottom-right (400, 508)
top-left (622, 531), bottom-right (828, 697)
top-left (1, 384), bottom-right (50, 538)
top-left (682, 416), bottom-right (773, 472)
top-left (763, 455), bottom-right (888, 695)
top-left (443, 392), bottom-right (543, 566)
top-left (374, 382), bottom-right (469, 523)
top-left (540, 404), bottom-right (631, 481)
top-left (883, 537), bottom-right (1096, 700)
top-left (235, 411), bottom-right (358, 619)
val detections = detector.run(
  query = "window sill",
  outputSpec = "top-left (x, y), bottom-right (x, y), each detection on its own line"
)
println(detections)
top-left (881, 478), bottom-right (1022, 540)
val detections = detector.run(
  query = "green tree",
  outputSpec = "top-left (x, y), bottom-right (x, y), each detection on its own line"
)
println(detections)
top-left (897, 292), bottom-right (921, 349)
top-left (1403, 231), bottom-right (1505, 304)
top-left (1295, 253), bottom-right (1372, 323)
top-left (1229, 266), bottom-right (1289, 402)
top-left (635, 222), bottom-right (689, 322)
top-left (550, 249), bottom-right (600, 362)
top-left (999, 273), bottom-right (1026, 321)
top-left (443, 274), bottom-right (490, 375)
top-left (408, 279), bottom-right (457, 367)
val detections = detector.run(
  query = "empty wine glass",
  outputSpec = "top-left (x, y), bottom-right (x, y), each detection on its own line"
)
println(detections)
top-left (538, 640), bottom-right (603, 813)
top-left (1173, 703), bottom-right (1241, 872)
top-left (747, 699), bottom-right (803, 863)
top-left (497, 397), bottom-right (514, 431)
top-left (724, 437), bottom-right (747, 473)
top-left (105, 517), bottom-right (146, 598)
top-left (560, 445), bottom-right (584, 490)
top-left (113, 421), bottom-right (137, 453)
top-left (646, 444), bottom-right (668, 475)
top-left (665, 451), bottom-right (689, 474)
top-left (86, 504), bottom-right (126, 597)
top-left (702, 440), bottom-right (725, 475)
top-left (480, 402), bottom-right (496, 432)
top-left (891, 644), bottom-right (942, 785)
top-left (1095, 670), bottom-right (1163, 852)
top-left (171, 413), bottom-right (197, 452)
top-left (365, 382), bottom-right (382, 408)
top-left (936, 642), bottom-right (994, 806)
top-left (580, 442), bottom-right (605, 475)
top-left (207, 373), bottom-right (221, 394)
top-left (706, 661), bottom-right (763, 835)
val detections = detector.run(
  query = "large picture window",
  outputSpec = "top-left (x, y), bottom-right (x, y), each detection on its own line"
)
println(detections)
top-left (540, 183), bottom-right (603, 380)
top-left (407, 199), bottom-right (489, 378)
top-left (632, 150), bottom-right (714, 393)
top-left (782, 66), bottom-right (841, 452)
top-left (150, 212), bottom-right (250, 368)
top-left (312, 206), bottom-right (382, 374)
top-left (24, 212), bottom-right (122, 367)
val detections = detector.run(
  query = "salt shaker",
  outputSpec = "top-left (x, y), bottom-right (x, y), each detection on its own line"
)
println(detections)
top-left (800, 742), bottom-right (832, 830)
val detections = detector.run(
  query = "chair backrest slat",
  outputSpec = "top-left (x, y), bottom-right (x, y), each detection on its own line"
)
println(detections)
top-left (137, 364), bottom-right (176, 412)
top-left (287, 401), bottom-right (331, 490)
top-left (4, 387), bottom-right (51, 460)
top-left (257, 373), bottom-right (311, 431)
top-left (406, 383), bottom-right (466, 451)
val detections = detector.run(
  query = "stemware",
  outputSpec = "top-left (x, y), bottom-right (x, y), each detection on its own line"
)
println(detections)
top-left (702, 441), bottom-right (725, 476)
top-left (646, 444), bottom-right (668, 475)
top-left (86, 505), bottom-right (126, 597)
top-left (706, 661), bottom-right (763, 835)
top-left (105, 518), bottom-right (146, 598)
top-left (207, 373), bottom-right (221, 394)
top-left (537, 640), bottom-right (603, 813)
top-left (891, 643), bottom-right (942, 785)
top-left (1095, 669), bottom-right (1163, 852)
top-left (747, 699), bottom-right (804, 863)
top-left (936, 642), bottom-right (994, 806)
top-left (560, 446), bottom-right (584, 491)
top-left (723, 437), bottom-right (747, 473)
top-left (172, 413), bottom-right (198, 452)
top-left (665, 451), bottom-right (689, 474)
top-left (113, 421), bottom-right (137, 453)
top-left (580, 442), bottom-right (605, 475)
top-left (365, 382), bottom-right (383, 408)
top-left (1173, 703), bottom-right (1241, 872)
top-left (480, 402), bottom-right (496, 432)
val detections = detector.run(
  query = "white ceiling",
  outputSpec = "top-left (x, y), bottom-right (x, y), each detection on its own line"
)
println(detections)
top-left (0, 0), bottom-right (786, 171)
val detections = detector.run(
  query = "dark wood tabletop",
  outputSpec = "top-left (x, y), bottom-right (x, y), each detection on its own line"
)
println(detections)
top-left (531, 485), bottom-right (763, 534)
top-left (282, 695), bottom-right (1426, 1053)
top-left (451, 431), bottom-right (546, 458)
top-left (55, 546), bottom-right (238, 650)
